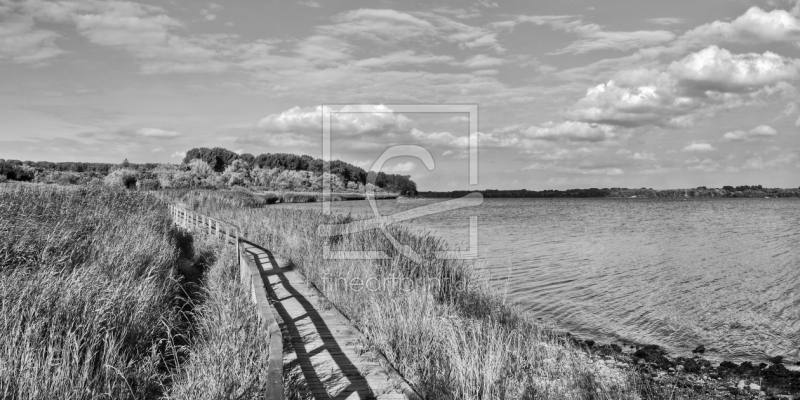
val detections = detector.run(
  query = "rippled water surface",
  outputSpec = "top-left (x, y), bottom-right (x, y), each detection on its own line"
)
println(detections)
top-left (275, 198), bottom-right (800, 363)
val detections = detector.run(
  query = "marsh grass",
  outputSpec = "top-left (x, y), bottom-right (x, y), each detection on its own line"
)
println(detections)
top-left (0, 184), bottom-right (288, 400)
top-left (164, 189), bottom-right (685, 400)
top-left (0, 184), bottom-right (183, 398)
top-left (165, 236), bottom-right (295, 399)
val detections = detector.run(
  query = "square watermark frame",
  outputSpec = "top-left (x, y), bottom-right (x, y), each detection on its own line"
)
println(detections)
top-left (320, 104), bottom-right (480, 262)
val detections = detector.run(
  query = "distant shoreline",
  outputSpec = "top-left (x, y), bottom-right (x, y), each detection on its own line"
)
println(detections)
top-left (419, 186), bottom-right (800, 199)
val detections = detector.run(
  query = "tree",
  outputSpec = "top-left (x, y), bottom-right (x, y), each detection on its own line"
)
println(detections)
top-left (183, 147), bottom-right (240, 172)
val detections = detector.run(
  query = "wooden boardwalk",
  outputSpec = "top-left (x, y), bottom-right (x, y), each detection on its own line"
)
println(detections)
top-left (170, 205), bottom-right (418, 399)
top-left (240, 241), bottom-right (417, 400)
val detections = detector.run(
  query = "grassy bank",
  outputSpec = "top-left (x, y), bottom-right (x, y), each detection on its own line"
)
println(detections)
top-left (168, 189), bottom-right (673, 400)
top-left (165, 236), bottom-right (288, 399)
top-left (0, 184), bottom-right (183, 398)
top-left (0, 184), bottom-right (279, 399)
top-left (163, 188), bottom-right (399, 209)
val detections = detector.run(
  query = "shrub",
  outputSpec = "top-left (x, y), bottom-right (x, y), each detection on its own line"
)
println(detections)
top-left (137, 178), bottom-right (161, 191)
top-left (104, 168), bottom-right (140, 189)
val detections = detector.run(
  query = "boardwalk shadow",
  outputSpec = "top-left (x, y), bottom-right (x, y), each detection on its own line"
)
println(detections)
top-left (243, 241), bottom-right (377, 400)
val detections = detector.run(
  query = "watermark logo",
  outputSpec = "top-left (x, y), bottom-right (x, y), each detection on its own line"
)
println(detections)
top-left (316, 104), bottom-right (482, 263)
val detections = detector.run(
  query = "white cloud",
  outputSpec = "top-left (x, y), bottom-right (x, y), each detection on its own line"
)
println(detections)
top-left (646, 17), bottom-right (685, 25)
top-left (569, 46), bottom-right (800, 128)
top-left (0, 15), bottom-right (64, 64)
top-left (742, 156), bottom-right (764, 169)
top-left (513, 15), bottom-right (675, 54)
top-left (632, 152), bottom-right (656, 160)
top-left (521, 121), bottom-right (615, 142)
top-left (678, 7), bottom-right (800, 48)
top-left (171, 151), bottom-right (186, 159)
top-left (200, 9), bottom-right (216, 21)
top-left (137, 127), bottom-right (181, 138)
top-left (317, 9), bottom-right (504, 53)
top-left (682, 143), bottom-right (716, 152)
top-left (258, 105), bottom-right (412, 137)
top-left (722, 125), bottom-right (778, 141)
top-left (782, 102), bottom-right (797, 117)
top-left (523, 162), bottom-right (624, 175)
top-left (724, 166), bottom-right (740, 172)
top-left (554, 28), bottom-right (675, 55)
top-left (459, 54), bottom-right (507, 68)
top-left (298, 1), bottom-right (321, 8)
top-left (669, 46), bottom-right (800, 94)
top-left (151, 147), bottom-right (164, 153)
top-left (385, 161), bottom-right (416, 173)
top-left (353, 50), bottom-right (453, 68)
top-left (765, 152), bottom-right (799, 166)
top-left (688, 159), bottom-right (719, 171)
top-left (21, 0), bottom-right (228, 73)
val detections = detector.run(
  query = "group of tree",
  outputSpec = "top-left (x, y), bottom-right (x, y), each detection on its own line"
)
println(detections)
top-left (419, 188), bottom-right (611, 198)
top-left (420, 186), bottom-right (800, 199)
top-left (0, 148), bottom-right (419, 195)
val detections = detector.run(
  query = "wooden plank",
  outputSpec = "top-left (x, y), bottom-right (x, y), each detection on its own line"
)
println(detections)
top-left (168, 205), bottom-right (417, 400)
top-left (240, 242), bottom-right (284, 400)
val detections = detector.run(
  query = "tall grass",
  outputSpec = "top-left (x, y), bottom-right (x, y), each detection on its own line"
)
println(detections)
top-left (1, 184), bottom-right (288, 399)
top-left (165, 236), bottom-right (286, 400)
top-left (0, 184), bottom-right (182, 398)
top-left (167, 190), bottom-right (659, 400)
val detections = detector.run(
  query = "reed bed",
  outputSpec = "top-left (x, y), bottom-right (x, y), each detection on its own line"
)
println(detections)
top-left (165, 235), bottom-right (295, 400)
top-left (0, 184), bottom-right (182, 398)
top-left (0, 184), bottom-right (284, 400)
top-left (167, 189), bottom-right (662, 400)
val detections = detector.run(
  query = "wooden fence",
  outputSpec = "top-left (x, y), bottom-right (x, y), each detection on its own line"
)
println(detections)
top-left (168, 204), bottom-right (283, 400)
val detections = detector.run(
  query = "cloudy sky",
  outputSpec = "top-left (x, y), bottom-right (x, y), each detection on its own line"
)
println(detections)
top-left (2, 0), bottom-right (800, 190)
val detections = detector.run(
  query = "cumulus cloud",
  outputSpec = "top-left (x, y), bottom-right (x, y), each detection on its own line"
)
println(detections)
top-left (669, 46), bottom-right (800, 94)
top-left (569, 46), bottom-right (800, 128)
top-left (258, 105), bottom-right (412, 137)
top-left (742, 156), bottom-right (764, 169)
top-left (722, 125), bottom-right (778, 141)
top-left (682, 143), bottom-right (716, 152)
top-left (171, 151), bottom-right (186, 159)
top-left (678, 7), bottom-right (800, 49)
top-left (568, 70), bottom-right (697, 127)
top-left (137, 127), bottom-right (181, 138)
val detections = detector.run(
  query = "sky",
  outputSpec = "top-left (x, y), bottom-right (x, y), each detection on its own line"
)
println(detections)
top-left (1, 0), bottom-right (800, 190)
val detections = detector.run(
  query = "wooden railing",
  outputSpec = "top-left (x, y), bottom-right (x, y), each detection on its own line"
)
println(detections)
top-left (168, 204), bottom-right (283, 400)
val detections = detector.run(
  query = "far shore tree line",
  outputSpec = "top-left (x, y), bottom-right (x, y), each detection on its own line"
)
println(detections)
top-left (0, 147), bottom-right (419, 195)
top-left (420, 186), bottom-right (800, 198)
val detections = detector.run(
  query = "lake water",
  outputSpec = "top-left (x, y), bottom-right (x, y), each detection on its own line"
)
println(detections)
top-left (274, 197), bottom-right (800, 364)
